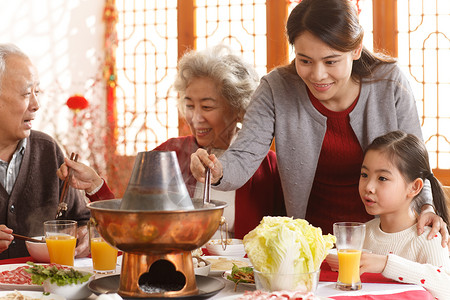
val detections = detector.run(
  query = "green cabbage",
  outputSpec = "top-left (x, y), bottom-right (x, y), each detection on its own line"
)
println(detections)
top-left (243, 216), bottom-right (336, 291)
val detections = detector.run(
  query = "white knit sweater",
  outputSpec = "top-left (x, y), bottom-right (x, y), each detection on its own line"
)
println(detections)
top-left (364, 218), bottom-right (450, 299)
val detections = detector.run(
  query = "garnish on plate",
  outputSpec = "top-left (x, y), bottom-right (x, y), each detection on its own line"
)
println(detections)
top-left (227, 263), bottom-right (254, 291)
top-left (24, 262), bottom-right (92, 286)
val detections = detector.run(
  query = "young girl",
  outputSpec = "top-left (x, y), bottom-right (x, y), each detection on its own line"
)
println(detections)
top-left (359, 131), bottom-right (450, 299)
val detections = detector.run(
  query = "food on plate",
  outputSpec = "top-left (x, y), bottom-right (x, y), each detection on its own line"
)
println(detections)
top-left (238, 290), bottom-right (319, 300)
top-left (192, 256), bottom-right (207, 268)
top-left (206, 238), bottom-right (232, 245)
top-left (243, 216), bottom-right (335, 291)
top-left (96, 294), bottom-right (123, 300)
top-left (0, 291), bottom-right (44, 300)
top-left (0, 265), bottom-right (34, 285)
top-left (25, 262), bottom-right (92, 286)
top-left (206, 257), bottom-right (250, 271)
top-left (227, 264), bottom-right (254, 290)
top-left (192, 256), bottom-right (211, 276)
top-left (191, 247), bottom-right (204, 257)
top-left (227, 264), bottom-right (254, 284)
top-left (0, 263), bottom-right (78, 286)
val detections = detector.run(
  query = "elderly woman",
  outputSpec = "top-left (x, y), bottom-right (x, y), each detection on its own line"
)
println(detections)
top-left (58, 45), bottom-right (285, 239)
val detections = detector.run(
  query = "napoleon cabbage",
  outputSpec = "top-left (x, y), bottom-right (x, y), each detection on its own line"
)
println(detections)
top-left (243, 217), bottom-right (336, 291)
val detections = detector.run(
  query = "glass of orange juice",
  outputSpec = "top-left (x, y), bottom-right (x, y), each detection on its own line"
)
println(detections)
top-left (89, 221), bottom-right (118, 274)
top-left (333, 222), bottom-right (366, 291)
top-left (44, 220), bottom-right (77, 266)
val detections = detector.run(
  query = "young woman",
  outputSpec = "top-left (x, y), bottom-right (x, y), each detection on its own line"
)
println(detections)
top-left (359, 131), bottom-right (450, 299)
top-left (189, 0), bottom-right (448, 242)
top-left (58, 45), bottom-right (285, 239)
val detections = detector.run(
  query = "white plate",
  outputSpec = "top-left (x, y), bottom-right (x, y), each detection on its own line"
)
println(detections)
top-left (0, 263), bottom-right (43, 291)
top-left (222, 270), bottom-right (255, 288)
top-left (204, 256), bottom-right (251, 276)
top-left (0, 290), bottom-right (65, 300)
top-left (0, 263), bottom-right (90, 292)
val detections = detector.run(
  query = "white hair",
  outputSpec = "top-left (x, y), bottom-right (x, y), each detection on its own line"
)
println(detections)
top-left (0, 43), bottom-right (28, 94)
top-left (174, 44), bottom-right (259, 118)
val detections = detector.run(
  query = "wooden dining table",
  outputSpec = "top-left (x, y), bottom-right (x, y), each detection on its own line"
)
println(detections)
top-left (0, 256), bottom-right (434, 300)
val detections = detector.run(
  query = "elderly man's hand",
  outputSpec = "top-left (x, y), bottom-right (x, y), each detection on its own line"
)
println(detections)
top-left (75, 225), bottom-right (90, 258)
top-left (0, 225), bottom-right (13, 253)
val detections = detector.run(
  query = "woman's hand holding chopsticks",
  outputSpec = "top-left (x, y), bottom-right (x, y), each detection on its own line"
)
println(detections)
top-left (190, 148), bottom-right (224, 184)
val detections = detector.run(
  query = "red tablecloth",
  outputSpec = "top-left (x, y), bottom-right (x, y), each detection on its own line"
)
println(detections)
top-left (329, 290), bottom-right (434, 300)
top-left (0, 256), bottom-right (34, 265)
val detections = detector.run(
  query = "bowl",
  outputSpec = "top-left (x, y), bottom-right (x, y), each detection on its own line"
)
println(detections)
top-left (206, 239), bottom-right (246, 257)
top-left (254, 269), bottom-right (320, 293)
top-left (193, 256), bottom-right (211, 276)
top-left (43, 272), bottom-right (93, 300)
top-left (25, 236), bottom-right (50, 263)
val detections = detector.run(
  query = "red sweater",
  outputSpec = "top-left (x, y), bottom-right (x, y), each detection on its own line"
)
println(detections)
top-left (305, 91), bottom-right (372, 234)
top-left (89, 136), bottom-right (285, 239)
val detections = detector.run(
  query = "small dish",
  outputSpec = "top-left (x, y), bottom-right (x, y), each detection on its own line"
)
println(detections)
top-left (193, 256), bottom-right (211, 276)
top-left (0, 290), bottom-right (65, 300)
top-left (25, 236), bottom-right (50, 263)
top-left (206, 239), bottom-right (246, 257)
top-left (204, 256), bottom-right (251, 276)
top-left (222, 270), bottom-right (255, 288)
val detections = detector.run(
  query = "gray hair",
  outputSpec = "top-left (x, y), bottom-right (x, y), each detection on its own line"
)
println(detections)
top-left (0, 43), bottom-right (28, 94)
top-left (174, 44), bottom-right (259, 118)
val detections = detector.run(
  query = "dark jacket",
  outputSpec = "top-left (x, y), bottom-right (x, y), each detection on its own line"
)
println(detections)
top-left (0, 130), bottom-right (90, 259)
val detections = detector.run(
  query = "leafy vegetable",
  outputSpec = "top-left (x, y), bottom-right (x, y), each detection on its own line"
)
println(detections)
top-left (243, 216), bottom-right (336, 291)
top-left (227, 264), bottom-right (254, 283)
top-left (227, 264), bottom-right (254, 291)
top-left (25, 262), bottom-right (92, 286)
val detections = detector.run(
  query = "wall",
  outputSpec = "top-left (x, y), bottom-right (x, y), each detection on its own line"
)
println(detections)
top-left (0, 0), bottom-right (107, 170)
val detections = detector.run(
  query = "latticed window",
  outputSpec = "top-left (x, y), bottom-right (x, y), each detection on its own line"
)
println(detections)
top-left (104, 0), bottom-right (449, 196)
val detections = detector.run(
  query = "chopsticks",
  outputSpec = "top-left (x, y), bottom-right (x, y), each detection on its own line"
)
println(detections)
top-left (56, 152), bottom-right (79, 219)
top-left (203, 167), bottom-right (211, 204)
top-left (202, 147), bottom-right (212, 205)
top-left (12, 233), bottom-right (45, 243)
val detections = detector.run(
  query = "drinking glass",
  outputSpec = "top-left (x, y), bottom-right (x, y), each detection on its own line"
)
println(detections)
top-left (333, 222), bottom-right (366, 291)
top-left (44, 220), bottom-right (77, 266)
top-left (89, 222), bottom-right (118, 274)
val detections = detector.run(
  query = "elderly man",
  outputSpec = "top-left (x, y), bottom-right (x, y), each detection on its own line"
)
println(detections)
top-left (0, 43), bottom-right (90, 259)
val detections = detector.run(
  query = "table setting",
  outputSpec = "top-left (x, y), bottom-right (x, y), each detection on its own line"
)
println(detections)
top-left (0, 151), bottom-right (435, 300)
top-left (0, 244), bottom-right (434, 300)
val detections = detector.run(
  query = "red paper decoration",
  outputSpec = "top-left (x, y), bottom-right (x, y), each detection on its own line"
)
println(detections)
top-left (66, 94), bottom-right (89, 126)
top-left (66, 94), bottom-right (89, 111)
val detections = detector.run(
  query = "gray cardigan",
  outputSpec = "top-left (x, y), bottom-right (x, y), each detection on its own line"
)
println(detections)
top-left (217, 63), bottom-right (425, 218)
